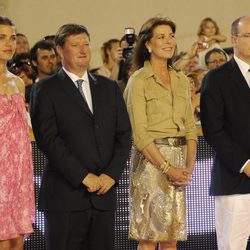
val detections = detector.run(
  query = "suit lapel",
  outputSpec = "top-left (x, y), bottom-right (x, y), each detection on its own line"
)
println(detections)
top-left (228, 59), bottom-right (250, 103)
top-left (57, 69), bottom-right (93, 117)
top-left (88, 72), bottom-right (101, 116)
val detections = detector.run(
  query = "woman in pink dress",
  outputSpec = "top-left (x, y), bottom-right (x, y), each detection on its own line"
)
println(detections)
top-left (0, 16), bottom-right (35, 250)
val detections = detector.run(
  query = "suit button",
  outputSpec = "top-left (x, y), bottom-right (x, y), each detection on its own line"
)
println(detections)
top-left (95, 124), bottom-right (100, 129)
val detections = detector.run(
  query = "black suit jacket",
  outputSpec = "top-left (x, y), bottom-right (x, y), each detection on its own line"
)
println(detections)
top-left (200, 58), bottom-right (250, 195)
top-left (30, 69), bottom-right (131, 211)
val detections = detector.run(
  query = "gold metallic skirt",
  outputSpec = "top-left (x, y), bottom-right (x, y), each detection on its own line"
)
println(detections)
top-left (129, 140), bottom-right (187, 242)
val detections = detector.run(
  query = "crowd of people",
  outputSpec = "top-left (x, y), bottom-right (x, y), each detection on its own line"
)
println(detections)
top-left (3, 16), bottom-right (232, 123)
top-left (0, 13), bottom-right (250, 250)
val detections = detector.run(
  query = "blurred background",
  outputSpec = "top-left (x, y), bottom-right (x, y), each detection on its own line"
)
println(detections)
top-left (1, 0), bottom-right (250, 68)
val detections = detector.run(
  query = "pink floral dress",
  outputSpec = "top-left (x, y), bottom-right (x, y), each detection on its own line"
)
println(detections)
top-left (0, 93), bottom-right (35, 240)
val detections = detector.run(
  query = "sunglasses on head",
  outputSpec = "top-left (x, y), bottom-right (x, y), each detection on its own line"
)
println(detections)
top-left (11, 61), bottom-right (32, 68)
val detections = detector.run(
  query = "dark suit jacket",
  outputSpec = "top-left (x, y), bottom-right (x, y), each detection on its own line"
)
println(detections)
top-left (30, 69), bottom-right (131, 211)
top-left (200, 58), bottom-right (250, 195)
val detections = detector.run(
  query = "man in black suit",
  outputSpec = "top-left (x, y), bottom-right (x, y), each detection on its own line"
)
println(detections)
top-left (30, 23), bottom-right (131, 250)
top-left (200, 16), bottom-right (250, 250)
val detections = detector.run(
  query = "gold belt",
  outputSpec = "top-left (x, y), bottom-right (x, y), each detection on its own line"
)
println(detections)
top-left (154, 137), bottom-right (186, 147)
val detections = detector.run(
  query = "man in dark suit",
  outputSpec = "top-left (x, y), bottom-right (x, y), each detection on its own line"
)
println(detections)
top-left (200, 16), bottom-right (250, 250)
top-left (30, 23), bottom-right (131, 250)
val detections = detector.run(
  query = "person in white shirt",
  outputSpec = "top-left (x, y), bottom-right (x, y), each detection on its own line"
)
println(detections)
top-left (200, 15), bottom-right (250, 250)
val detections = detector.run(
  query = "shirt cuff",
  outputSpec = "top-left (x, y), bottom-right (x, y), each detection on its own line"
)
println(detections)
top-left (240, 159), bottom-right (250, 173)
top-left (135, 137), bottom-right (154, 151)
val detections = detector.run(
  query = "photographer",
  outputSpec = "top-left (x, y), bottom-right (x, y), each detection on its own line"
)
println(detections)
top-left (120, 28), bottom-right (137, 59)
top-left (117, 28), bottom-right (137, 83)
top-left (96, 30), bottom-right (137, 83)
top-left (117, 55), bottom-right (133, 93)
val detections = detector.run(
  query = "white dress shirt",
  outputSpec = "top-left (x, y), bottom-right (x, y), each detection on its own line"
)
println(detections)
top-left (234, 55), bottom-right (250, 88)
top-left (233, 55), bottom-right (250, 172)
top-left (63, 67), bottom-right (93, 113)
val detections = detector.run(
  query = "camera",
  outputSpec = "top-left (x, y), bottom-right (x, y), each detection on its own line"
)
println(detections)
top-left (122, 27), bottom-right (136, 59)
top-left (197, 42), bottom-right (209, 49)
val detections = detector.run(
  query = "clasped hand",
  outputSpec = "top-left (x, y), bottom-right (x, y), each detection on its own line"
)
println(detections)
top-left (82, 173), bottom-right (115, 195)
top-left (166, 167), bottom-right (193, 187)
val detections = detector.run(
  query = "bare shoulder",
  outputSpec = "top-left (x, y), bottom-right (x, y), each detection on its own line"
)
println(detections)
top-left (15, 76), bottom-right (25, 94)
top-left (7, 71), bottom-right (25, 94)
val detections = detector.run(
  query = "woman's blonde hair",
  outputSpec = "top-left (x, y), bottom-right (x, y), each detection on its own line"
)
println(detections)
top-left (101, 39), bottom-right (119, 64)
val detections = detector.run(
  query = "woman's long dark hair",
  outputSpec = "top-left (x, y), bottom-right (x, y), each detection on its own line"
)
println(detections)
top-left (133, 17), bottom-right (176, 70)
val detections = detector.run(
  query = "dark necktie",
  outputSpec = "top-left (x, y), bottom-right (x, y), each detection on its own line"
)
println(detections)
top-left (76, 79), bottom-right (87, 103)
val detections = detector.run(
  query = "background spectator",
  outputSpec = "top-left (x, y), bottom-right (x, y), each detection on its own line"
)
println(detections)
top-left (30, 39), bottom-right (58, 81)
top-left (15, 33), bottom-right (30, 55)
top-left (96, 38), bottom-right (123, 80)
top-left (197, 17), bottom-right (227, 69)
top-left (8, 53), bottom-right (36, 105)
top-left (187, 72), bottom-right (201, 123)
top-left (204, 48), bottom-right (228, 70)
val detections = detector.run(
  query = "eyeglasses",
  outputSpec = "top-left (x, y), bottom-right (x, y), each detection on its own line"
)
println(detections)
top-left (234, 33), bottom-right (250, 38)
top-left (207, 59), bottom-right (226, 64)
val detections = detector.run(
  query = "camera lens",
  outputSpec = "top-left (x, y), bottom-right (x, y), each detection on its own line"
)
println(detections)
top-left (125, 34), bottom-right (136, 46)
top-left (123, 47), bottom-right (134, 59)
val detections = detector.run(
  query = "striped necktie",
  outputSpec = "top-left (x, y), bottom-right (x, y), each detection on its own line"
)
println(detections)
top-left (76, 79), bottom-right (87, 103)
top-left (76, 79), bottom-right (84, 97)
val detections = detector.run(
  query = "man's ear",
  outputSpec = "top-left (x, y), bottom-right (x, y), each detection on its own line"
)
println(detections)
top-left (56, 45), bottom-right (63, 60)
top-left (231, 35), bottom-right (237, 49)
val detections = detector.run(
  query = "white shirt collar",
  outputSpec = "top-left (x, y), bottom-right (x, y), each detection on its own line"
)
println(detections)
top-left (234, 55), bottom-right (250, 75)
top-left (234, 55), bottom-right (250, 88)
top-left (62, 67), bottom-right (89, 85)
